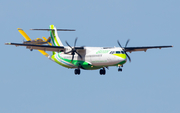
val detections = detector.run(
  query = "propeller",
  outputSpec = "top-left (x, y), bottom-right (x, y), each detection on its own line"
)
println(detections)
top-left (65, 37), bottom-right (82, 62)
top-left (117, 39), bottom-right (131, 62)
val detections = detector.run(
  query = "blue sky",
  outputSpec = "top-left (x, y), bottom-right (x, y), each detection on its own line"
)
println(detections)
top-left (1, 0), bottom-right (179, 113)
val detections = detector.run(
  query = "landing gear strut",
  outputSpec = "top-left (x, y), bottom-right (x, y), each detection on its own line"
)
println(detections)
top-left (74, 69), bottom-right (80, 75)
top-left (99, 68), bottom-right (106, 75)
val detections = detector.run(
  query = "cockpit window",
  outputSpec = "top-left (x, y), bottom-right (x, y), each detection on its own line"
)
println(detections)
top-left (109, 51), bottom-right (125, 54)
top-left (116, 51), bottom-right (121, 54)
top-left (121, 51), bottom-right (125, 54)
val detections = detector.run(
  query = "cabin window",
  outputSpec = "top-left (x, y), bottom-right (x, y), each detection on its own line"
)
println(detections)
top-left (109, 51), bottom-right (115, 54)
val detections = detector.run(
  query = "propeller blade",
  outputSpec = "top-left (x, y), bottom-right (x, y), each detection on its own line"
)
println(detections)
top-left (125, 39), bottom-right (130, 48)
top-left (74, 37), bottom-right (78, 47)
top-left (117, 39), bottom-right (131, 62)
top-left (65, 41), bottom-right (73, 49)
top-left (125, 52), bottom-right (131, 62)
top-left (65, 38), bottom-right (83, 62)
top-left (64, 50), bottom-right (73, 54)
top-left (117, 40), bottom-right (123, 48)
top-left (71, 53), bottom-right (75, 62)
top-left (75, 51), bottom-right (82, 59)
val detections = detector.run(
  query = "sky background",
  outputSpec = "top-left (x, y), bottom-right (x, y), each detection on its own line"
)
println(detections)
top-left (0, 0), bottom-right (179, 113)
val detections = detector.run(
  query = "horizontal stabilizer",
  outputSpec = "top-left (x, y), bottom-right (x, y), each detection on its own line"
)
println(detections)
top-left (30, 29), bottom-right (75, 31)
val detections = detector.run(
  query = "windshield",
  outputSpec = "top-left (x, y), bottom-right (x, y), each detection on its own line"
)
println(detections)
top-left (109, 51), bottom-right (125, 54)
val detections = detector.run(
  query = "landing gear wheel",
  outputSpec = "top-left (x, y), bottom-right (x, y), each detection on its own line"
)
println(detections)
top-left (77, 69), bottom-right (80, 75)
top-left (100, 69), bottom-right (103, 75)
top-left (99, 68), bottom-right (106, 75)
top-left (118, 68), bottom-right (122, 72)
top-left (74, 69), bottom-right (80, 75)
top-left (74, 69), bottom-right (77, 75)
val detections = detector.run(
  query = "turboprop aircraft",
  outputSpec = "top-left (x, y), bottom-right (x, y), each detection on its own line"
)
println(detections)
top-left (5, 25), bottom-right (173, 75)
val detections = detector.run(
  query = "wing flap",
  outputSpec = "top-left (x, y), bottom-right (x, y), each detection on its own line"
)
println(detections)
top-left (125, 45), bottom-right (173, 53)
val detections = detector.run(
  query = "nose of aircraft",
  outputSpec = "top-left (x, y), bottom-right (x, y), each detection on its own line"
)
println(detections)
top-left (113, 53), bottom-right (127, 61)
top-left (120, 53), bottom-right (127, 62)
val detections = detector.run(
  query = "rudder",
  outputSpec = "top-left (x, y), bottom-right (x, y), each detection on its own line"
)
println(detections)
top-left (49, 25), bottom-right (63, 46)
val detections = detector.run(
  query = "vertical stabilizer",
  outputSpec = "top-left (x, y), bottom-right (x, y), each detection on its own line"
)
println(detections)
top-left (50, 25), bottom-right (63, 46)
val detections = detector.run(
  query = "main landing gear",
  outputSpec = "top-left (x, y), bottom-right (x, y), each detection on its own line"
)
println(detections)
top-left (74, 69), bottom-right (80, 75)
top-left (99, 68), bottom-right (106, 75)
top-left (118, 68), bottom-right (122, 72)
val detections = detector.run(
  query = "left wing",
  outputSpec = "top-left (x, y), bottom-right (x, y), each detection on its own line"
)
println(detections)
top-left (124, 45), bottom-right (173, 53)
top-left (5, 43), bottom-right (84, 52)
top-left (5, 43), bottom-right (65, 52)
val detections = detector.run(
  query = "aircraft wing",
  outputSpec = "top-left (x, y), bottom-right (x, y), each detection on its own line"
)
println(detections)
top-left (124, 45), bottom-right (173, 53)
top-left (5, 43), bottom-right (65, 52)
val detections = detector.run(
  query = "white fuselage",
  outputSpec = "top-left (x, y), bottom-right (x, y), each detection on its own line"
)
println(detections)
top-left (59, 47), bottom-right (127, 67)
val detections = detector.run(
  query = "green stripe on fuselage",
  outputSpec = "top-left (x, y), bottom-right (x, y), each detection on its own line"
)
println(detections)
top-left (51, 54), bottom-right (72, 68)
top-left (57, 54), bottom-right (103, 70)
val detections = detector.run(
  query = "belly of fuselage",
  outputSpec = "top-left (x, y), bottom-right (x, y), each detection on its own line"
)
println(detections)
top-left (89, 54), bottom-right (124, 66)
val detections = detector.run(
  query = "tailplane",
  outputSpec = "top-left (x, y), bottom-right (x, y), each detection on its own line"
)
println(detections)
top-left (30, 25), bottom-right (75, 46)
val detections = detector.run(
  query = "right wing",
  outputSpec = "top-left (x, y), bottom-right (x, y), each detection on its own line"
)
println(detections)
top-left (5, 43), bottom-right (65, 52)
top-left (124, 45), bottom-right (173, 53)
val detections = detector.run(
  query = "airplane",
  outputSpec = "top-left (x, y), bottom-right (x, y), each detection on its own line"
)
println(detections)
top-left (5, 25), bottom-right (173, 75)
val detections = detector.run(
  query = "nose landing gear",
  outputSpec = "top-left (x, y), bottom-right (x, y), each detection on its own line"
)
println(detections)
top-left (118, 64), bottom-right (123, 72)
top-left (118, 68), bottom-right (122, 72)
top-left (118, 65), bottom-right (123, 71)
